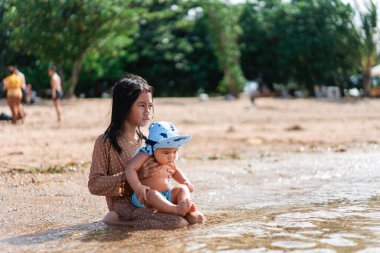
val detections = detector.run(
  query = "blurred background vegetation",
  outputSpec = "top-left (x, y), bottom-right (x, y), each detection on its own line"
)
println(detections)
top-left (0, 0), bottom-right (379, 98)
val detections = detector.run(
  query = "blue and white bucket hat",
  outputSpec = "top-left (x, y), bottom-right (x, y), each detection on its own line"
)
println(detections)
top-left (135, 121), bottom-right (191, 156)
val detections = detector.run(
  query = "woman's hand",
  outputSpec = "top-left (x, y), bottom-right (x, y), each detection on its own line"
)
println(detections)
top-left (136, 184), bottom-right (150, 204)
top-left (163, 162), bottom-right (176, 178)
top-left (138, 157), bottom-right (160, 180)
top-left (158, 163), bottom-right (176, 178)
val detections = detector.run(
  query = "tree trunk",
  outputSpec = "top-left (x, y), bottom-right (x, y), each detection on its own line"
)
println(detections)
top-left (363, 70), bottom-right (371, 97)
top-left (363, 57), bottom-right (372, 97)
top-left (65, 58), bottom-right (84, 98)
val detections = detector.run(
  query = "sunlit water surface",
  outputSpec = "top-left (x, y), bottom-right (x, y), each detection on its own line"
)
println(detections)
top-left (2, 149), bottom-right (380, 252)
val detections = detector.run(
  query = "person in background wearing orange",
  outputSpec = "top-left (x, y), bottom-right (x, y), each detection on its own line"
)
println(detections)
top-left (2, 66), bottom-right (26, 124)
top-left (12, 66), bottom-right (27, 104)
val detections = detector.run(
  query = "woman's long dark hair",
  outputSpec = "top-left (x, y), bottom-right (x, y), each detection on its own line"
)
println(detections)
top-left (104, 74), bottom-right (153, 154)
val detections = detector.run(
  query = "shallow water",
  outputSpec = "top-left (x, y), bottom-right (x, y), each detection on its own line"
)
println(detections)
top-left (1, 149), bottom-right (380, 252)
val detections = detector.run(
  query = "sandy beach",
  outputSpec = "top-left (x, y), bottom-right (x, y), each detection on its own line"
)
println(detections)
top-left (1, 97), bottom-right (379, 169)
top-left (1, 97), bottom-right (380, 252)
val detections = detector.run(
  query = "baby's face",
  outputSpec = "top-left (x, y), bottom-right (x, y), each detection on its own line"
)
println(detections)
top-left (154, 148), bottom-right (178, 165)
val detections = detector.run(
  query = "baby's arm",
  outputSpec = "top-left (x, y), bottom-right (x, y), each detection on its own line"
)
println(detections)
top-left (125, 152), bottom-right (151, 203)
top-left (172, 164), bottom-right (194, 192)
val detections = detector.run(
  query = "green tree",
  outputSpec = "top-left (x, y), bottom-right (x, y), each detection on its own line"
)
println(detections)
top-left (123, 0), bottom-right (221, 96)
top-left (240, 0), bottom-right (291, 89)
top-left (4, 0), bottom-right (138, 97)
top-left (240, 0), bottom-right (360, 95)
top-left (203, 0), bottom-right (246, 97)
top-left (0, 0), bottom-right (9, 74)
top-left (287, 0), bottom-right (360, 94)
top-left (356, 0), bottom-right (378, 96)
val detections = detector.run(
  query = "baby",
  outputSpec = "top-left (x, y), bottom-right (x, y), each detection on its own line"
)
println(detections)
top-left (126, 121), bottom-right (196, 216)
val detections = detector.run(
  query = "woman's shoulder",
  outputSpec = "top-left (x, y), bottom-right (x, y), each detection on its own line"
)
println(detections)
top-left (94, 134), bottom-right (111, 150)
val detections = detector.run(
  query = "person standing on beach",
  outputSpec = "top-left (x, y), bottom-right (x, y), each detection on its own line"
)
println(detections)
top-left (88, 74), bottom-right (205, 228)
top-left (2, 66), bottom-right (26, 124)
top-left (48, 66), bottom-right (63, 122)
top-left (9, 66), bottom-right (27, 103)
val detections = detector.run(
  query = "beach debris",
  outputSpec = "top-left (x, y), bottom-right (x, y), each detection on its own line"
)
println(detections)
top-left (198, 93), bottom-right (209, 102)
top-left (247, 138), bottom-right (263, 145)
top-left (297, 146), bottom-right (307, 153)
top-left (4, 161), bottom-right (90, 175)
top-left (226, 126), bottom-right (235, 133)
top-left (257, 152), bottom-right (273, 159)
top-left (208, 152), bottom-right (241, 160)
top-left (244, 163), bottom-right (255, 174)
top-left (68, 166), bottom-right (77, 172)
top-left (6, 151), bottom-right (24, 156)
top-left (225, 94), bottom-right (236, 100)
top-left (244, 168), bottom-right (255, 174)
top-left (333, 145), bottom-right (347, 153)
top-left (0, 112), bottom-right (12, 121)
top-left (208, 154), bottom-right (222, 160)
top-left (31, 177), bottom-right (39, 184)
top-left (285, 125), bottom-right (304, 131)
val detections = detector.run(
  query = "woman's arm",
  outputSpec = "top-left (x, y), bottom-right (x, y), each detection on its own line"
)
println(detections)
top-left (88, 136), bottom-right (126, 196)
top-left (137, 157), bottom-right (161, 179)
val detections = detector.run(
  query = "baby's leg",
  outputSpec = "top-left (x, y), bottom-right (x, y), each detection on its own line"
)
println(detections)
top-left (146, 190), bottom-right (191, 217)
top-left (171, 184), bottom-right (191, 203)
top-left (171, 185), bottom-right (196, 212)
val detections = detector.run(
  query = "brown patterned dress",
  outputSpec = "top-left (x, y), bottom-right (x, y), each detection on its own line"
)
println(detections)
top-left (88, 135), bottom-right (188, 229)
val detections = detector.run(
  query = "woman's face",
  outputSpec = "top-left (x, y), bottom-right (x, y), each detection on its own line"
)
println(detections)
top-left (127, 91), bottom-right (153, 127)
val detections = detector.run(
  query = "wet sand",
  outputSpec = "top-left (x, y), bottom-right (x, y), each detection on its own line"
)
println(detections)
top-left (1, 97), bottom-right (380, 252)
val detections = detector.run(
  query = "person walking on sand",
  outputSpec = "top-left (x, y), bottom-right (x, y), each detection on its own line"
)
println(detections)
top-left (2, 66), bottom-right (26, 124)
top-left (48, 66), bottom-right (63, 122)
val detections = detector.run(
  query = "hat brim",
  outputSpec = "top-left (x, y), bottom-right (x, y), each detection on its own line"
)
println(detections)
top-left (154, 135), bottom-right (191, 150)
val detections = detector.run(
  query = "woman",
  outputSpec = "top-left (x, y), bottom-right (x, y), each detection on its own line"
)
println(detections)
top-left (2, 66), bottom-right (25, 124)
top-left (88, 74), bottom-right (205, 229)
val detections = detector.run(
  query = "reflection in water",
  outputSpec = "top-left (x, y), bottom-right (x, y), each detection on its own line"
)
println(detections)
top-left (4, 200), bottom-right (379, 252)
top-left (180, 199), bottom-right (380, 252)
top-left (1, 150), bottom-right (380, 252)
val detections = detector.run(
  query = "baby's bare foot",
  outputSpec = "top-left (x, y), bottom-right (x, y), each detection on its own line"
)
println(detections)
top-left (185, 211), bottom-right (206, 224)
top-left (176, 199), bottom-right (192, 216)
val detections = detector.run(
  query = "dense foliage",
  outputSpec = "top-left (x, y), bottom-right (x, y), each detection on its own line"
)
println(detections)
top-left (240, 0), bottom-right (363, 95)
top-left (0, 0), bottom-right (378, 97)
